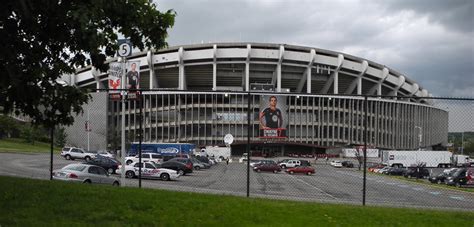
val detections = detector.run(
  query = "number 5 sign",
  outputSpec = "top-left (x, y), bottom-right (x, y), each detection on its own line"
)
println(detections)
top-left (117, 39), bottom-right (132, 57)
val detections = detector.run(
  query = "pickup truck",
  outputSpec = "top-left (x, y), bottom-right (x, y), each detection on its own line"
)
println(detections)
top-left (60, 147), bottom-right (96, 161)
top-left (125, 153), bottom-right (163, 165)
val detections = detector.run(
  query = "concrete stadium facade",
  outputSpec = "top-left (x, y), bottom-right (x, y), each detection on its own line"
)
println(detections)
top-left (63, 43), bottom-right (448, 154)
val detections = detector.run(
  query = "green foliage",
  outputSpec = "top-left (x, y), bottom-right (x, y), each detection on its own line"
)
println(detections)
top-left (1, 176), bottom-right (473, 226)
top-left (0, 115), bottom-right (20, 138)
top-left (54, 127), bottom-right (67, 148)
top-left (20, 126), bottom-right (42, 145)
top-left (0, 1), bottom-right (175, 128)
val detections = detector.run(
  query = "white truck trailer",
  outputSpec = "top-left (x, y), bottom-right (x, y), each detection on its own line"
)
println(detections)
top-left (381, 150), bottom-right (452, 167)
top-left (453, 154), bottom-right (471, 166)
top-left (196, 146), bottom-right (231, 161)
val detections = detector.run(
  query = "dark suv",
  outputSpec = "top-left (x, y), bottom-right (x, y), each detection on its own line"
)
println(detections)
top-left (404, 167), bottom-right (430, 179)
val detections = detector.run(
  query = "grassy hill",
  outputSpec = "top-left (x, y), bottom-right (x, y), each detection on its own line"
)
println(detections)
top-left (0, 138), bottom-right (60, 153)
top-left (0, 176), bottom-right (473, 226)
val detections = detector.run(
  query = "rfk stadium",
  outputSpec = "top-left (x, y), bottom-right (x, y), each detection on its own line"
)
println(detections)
top-left (62, 43), bottom-right (448, 155)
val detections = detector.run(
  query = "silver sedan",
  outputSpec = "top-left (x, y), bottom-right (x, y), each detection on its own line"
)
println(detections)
top-left (53, 163), bottom-right (120, 186)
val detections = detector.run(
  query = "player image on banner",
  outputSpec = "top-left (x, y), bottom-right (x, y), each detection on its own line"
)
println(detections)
top-left (126, 61), bottom-right (140, 90)
top-left (108, 62), bottom-right (122, 93)
top-left (259, 95), bottom-right (287, 138)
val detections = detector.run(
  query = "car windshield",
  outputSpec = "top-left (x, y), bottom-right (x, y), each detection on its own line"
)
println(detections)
top-left (63, 165), bottom-right (86, 172)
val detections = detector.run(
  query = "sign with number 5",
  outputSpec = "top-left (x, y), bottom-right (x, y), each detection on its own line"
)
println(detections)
top-left (117, 39), bottom-right (132, 57)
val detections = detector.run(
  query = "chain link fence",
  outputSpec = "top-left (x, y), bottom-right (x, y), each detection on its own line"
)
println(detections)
top-left (3, 90), bottom-right (472, 210)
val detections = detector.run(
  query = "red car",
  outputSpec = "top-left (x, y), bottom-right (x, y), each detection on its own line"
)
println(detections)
top-left (253, 163), bottom-right (281, 173)
top-left (285, 166), bottom-right (315, 175)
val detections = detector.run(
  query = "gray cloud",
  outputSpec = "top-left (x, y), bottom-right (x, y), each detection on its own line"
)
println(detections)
top-left (382, 0), bottom-right (474, 33)
top-left (155, 0), bottom-right (473, 97)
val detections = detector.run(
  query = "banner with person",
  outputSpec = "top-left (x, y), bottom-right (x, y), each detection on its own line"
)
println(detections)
top-left (126, 61), bottom-right (140, 90)
top-left (258, 95), bottom-right (288, 138)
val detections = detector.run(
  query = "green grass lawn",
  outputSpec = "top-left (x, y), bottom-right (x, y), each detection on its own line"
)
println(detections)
top-left (0, 138), bottom-right (60, 153)
top-left (0, 176), bottom-right (473, 226)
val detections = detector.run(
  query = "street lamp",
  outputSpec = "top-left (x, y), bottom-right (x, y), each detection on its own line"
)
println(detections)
top-left (415, 126), bottom-right (422, 150)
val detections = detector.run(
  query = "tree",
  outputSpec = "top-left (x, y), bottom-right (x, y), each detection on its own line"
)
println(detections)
top-left (54, 127), bottom-right (67, 148)
top-left (0, 0), bottom-right (175, 128)
top-left (0, 115), bottom-right (19, 139)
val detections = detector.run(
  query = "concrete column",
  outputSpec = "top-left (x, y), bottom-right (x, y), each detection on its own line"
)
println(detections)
top-left (178, 47), bottom-right (185, 90)
top-left (277, 45), bottom-right (284, 92)
top-left (213, 44), bottom-right (217, 91)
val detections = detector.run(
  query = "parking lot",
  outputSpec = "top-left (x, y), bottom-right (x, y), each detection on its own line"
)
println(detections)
top-left (0, 152), bottom-right (473, 210)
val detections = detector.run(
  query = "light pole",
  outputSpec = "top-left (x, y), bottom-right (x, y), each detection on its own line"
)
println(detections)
top-left (461, 131), bottom-right (464, 155)
top-left (415, 126), bottom-right (422, 150)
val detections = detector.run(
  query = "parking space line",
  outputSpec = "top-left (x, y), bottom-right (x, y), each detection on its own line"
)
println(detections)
top-left (292, 177), bottom-right (339, 200)
top-left (449, 196), bottom-right (465, 201)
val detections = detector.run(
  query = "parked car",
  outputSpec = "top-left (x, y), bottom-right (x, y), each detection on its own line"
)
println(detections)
top-left (429, 168), bottom-right (458, 184)
top-left (92, 150), bottom-right (115, 159)
top-left (378, 166), bottom-right (391, 174)
top-left (299, 160), bottom-right (311, 166)
top-left (125, 153), bottom-right (163, 165)
top-left (195, 156), bottom-right (213, 165)
top-left (286, 166), bottom-right (315, 175)
top-left (341, 161), bottom-right (354, 168)
top-left (118, 162), bottom-right (180, 181)
top-left (253, 163), bottom-right (281, 173)
top-left (446, 168), bottom-right (474, 187)
top-left (251, 160), bottom-right (276, 167)
top-left (160, 161), bottom-right (193, 175)
top-left (279, 160), bottom-right (301, 169)
top-left (330, 160), bottom-right (343, 168)
top-left (368, 164), bottom-right (386, 172)
top-left (60, 147), bottom-right (96, 161)
top-left (168, 157), bottom-right (194, 170)
top-left (404, 167), bottom-right (430, 179)
top-left (190, 157), bottom-right (209, 170)
top-left (83, 155), bottom-right (120, 174)
top-left (385, 167), bottom-right (406, 176)
top-left (53, 163), bottom-right (120, 186)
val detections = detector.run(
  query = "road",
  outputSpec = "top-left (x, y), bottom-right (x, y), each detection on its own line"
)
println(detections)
top-left (0, 152), bottom-right (473, 210)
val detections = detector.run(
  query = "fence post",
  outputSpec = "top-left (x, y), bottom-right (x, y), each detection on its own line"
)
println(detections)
top-left (50, 127), bottom-right (54, 180)
top-left (247, 91), bottom-right (251, 197)
top-left (363, 95), bottom-right (368, 206)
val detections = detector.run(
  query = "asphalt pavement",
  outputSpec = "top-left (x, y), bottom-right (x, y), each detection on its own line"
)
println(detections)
top-left (0, 152), bottom-right (473, 210)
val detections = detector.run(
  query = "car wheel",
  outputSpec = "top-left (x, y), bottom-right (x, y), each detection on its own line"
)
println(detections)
top-left (126, 171), bottom-right (135, 178)
top-left (455, 182), bottom-right (461, 188)
top-left (65, 155), bottom-right (71, 160)
top-left (126, 160), bottom-right (133, 165)
top-left (307, 172), bottom-right (312, 175)
top-left (161, 173), bottom-right (170, 181)
top-left (83, 180), bottom-right (91, 184)
top-left (437, 179), bottom-right (442, 184)
top-left (112, 181), bottom-right (120, 186)
top-left (107, 168), bottom-right (114, 174)
top-left (85, 156), bottom-right (91, 162)
top-left (281, 165), bottom-right (286, 169)
top-left (194, 166), bottom-right (201, 170)
top-left (289, 171), bottom-right (294, 174)
top-left (273, 170), bottom-right (278, 173)
top-left (257, 169), bottom-right (261, 172)
top-left (177, 170), bottom-right (185, 176)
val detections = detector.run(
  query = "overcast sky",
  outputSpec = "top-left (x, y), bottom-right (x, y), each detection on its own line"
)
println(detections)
top-left (155, 0), bottom-right (473, 99)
